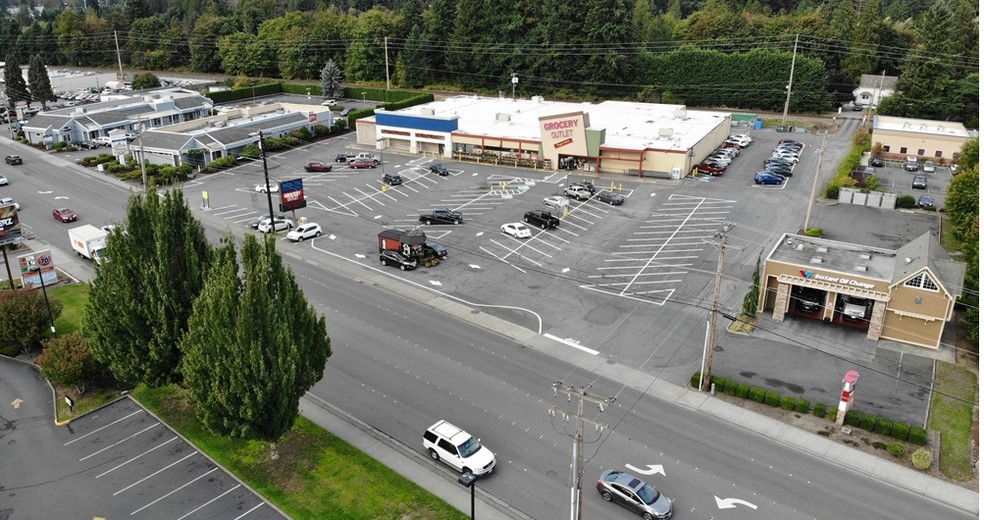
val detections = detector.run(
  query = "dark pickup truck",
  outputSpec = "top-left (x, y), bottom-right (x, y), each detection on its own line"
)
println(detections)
top-left (523, 210), bottom-right (559, 229)
top-left (419, 208), bottom-right (463, 225)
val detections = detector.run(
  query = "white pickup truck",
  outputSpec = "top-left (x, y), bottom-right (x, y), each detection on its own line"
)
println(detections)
top-left (68, 224), bottom-right (108, 265)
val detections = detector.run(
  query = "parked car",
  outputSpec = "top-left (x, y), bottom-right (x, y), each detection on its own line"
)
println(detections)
top-left (764, 165), bottom-right (793, 177)
top-left (543, 196), bottom-right (569, 210)
top-left (564, 185), bottom-right (592, 201)
top-left (904, 156), bottom-right (919, 172)
top-left (53, 207), bottom-right (78, 222)
top-left (4, 155), bottom-right (23, 165)
top-left (852, 103), bottom-right (864, 111)
top-left (754, 171), bottom-right (784, 185)
top-left (77, 140), bottom-right (100, 149)
top-left (419, 208), bottom-right (464, 225)
top-left (429, 164), bottom-right (450, 176)
top-left (869, 157), bottom-right (885, 167)
top-left (922, 160), bottom-right (936, 173)
top-left (727, 134), bottom-right (752, 147)
top-left (501, 222), bottom-right (532, 238)
top-left (596, 191), bottom-right (625, 205)
top-left (286, 222), bottom-right (322, 242)
top-left (0, 174), bottom-right (7, 186)
top-left (383, 173), bottom-right (403, 186)
top-left (255, 182), bottom-right (279, 193)
top-left (380, 250), bottom-right (417, 271)
top-left (257, 217), bottom-right (293, 233)
top-left (697, 163), bottom-right (726, 175)
top-left (570, 181), bottom-right (596, 194)
top-left (911, 175), bottom-right (928, 189)
top-left (321, 99), bottom-right (337, 106)
top-left (422, 420), bottom-right (495, 476)
top-left (335, 152), bottom-right (355, 163)
top-left (247, 212), bottom-right (287, 229)
top-left (596, 470), bottom-right (673, 520)
top-left (523, 209), bottom-right (560, 229)
top-left (304, 161), bottom-right (333, 172)
top-left (778, 139), bottom-right (804, 149)
top-left (92, 136), bottom-right (113, 146)
top-left (423, 242), bottom-right (448, 259)
top-left (349, 159), bottom-right (377, 169)
top-left (917, 195), bottom-right (935, 208)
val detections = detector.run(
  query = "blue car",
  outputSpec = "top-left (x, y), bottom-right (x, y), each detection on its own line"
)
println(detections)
top-left (754, 171), bottom-right (784, 185)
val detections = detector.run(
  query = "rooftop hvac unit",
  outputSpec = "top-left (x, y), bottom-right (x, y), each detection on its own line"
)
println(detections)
top-left (854, 265), bottom-right (868, 272)
top-left (672, 108), bottom-right (687, 119)
top-left (532, 96), bottom-right (544, 103)
top-left (496, 113), bottom-right (511, 122)
top-left (658, 128), bottom-right (674, 139)
top-left (809, 256), bottom-right (823, 264)
top-left (421, 108), bottom-right (435, 116)
top-left (817, 247), bottom-right (828, 253)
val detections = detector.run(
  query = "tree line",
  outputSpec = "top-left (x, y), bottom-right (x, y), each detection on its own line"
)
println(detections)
top-left (0, 0), bottom-right (977, 122)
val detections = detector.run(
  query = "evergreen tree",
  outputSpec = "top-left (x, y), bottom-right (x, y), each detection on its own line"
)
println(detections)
top-left (84, 190), bottom-right (211, 387)
top-left (841, 0), bottom-right (882, 79)
top-left (27, 54), bottom-right (56, 109)
top-left (181, 234), bottom-right (332, 442)
top-left (320, 58), bottom-right (344, 98)
top-left (421, 0), bottom-right (455, 82)
top-left (398, 24), bottom-right (426, 88)
top-left (740, 253), bottom-right (762, 319)
top-left (3, 55), bottom-right (31, 111)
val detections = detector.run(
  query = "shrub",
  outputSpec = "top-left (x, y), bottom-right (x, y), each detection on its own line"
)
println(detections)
top-left (827, 406), bottom-right (838, 421)
top-left (107, 162), bottom-right (126, 173)
top-left (748, 387), bottom-right (766, 403)
top-left (735, 383), bottom-right (750, 399)
top-left (711, 375), bottom-right (726, 390)
top-left (764, 391), bottom-right (780, 407)
top-left (909, 427), bottom-right (928, 445)
top-left (886, 442), bottom-right (905, 457)
top-left (872, 441), bottom-right (887, 450)
top-left (890, 421), bottom-right (911, 441)
top-left (804, 227), bottom-right (823, 237)
top-left (780, 395), bottom-right (796, 410)
top-left (824, 183), bottom-right (841, 199)
top-left (722, 379), bottom-right (738, 396)
top-left (911, 448), bottom-right (932, 470)
top-left (859, 413), bottom-right (876, 431)
top-left (875, 417), bottom-right (893, 436)
top-left (897, 195), bottom-right (916, 208)
top-left (795, 398), bottom-right (810, 414)
top-left (690, 372), bottom-right (701, 388)
top-left (812, 403), bottom-right (827, 418)
top-left (844, 410), bottom-right (861, 427)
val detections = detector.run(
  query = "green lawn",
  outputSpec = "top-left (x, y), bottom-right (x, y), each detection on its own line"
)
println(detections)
top-left (132, 385), bottom-right (467, 520)
top-left (49, 283), bottom-right (90, 335)
top-left (928, 362), bottom-right (977, 481)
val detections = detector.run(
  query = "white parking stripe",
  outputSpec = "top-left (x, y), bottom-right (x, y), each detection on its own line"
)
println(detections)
top-left (175, 483), bottom-right (243, 520)
top-left (64, 410), bottom-right (143, 446)
top-left (346, 189), bottom-right (376, 210)
top-left (114, 452), bottom-right (197, 495)
top-left (94, 436), bottom-right (179, 479)
top-left (80, 423), bottom-right (161, 461)
top-left (130, 467), bottom-right (219, 515)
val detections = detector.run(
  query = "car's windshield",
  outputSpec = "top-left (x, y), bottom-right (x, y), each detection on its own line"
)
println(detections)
top-left (457, 437), bottom-right (482, 458)
top-left (636, 483), bottom-right (661, 505)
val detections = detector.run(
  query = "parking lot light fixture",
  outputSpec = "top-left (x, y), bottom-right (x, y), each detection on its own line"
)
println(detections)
top-left (362, 91), bottom-right (367, 102)
top-left (457, 472), bottom-right (476, 520)
top-left (249, 129), bottom-right (276, 229)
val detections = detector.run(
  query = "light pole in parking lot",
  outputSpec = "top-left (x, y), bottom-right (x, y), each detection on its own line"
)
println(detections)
top-left (457, 472), bottom-right (476, 520)
top-left (376, 137), bottom-right (385, 177)
top-left (511, 73), bottom-right (519, 100)
top-left (249, 129), bottom-right (276, 230)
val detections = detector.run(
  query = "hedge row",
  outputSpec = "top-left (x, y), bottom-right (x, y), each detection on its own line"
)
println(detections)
top-left (690, 372), bottom-right (926, 445)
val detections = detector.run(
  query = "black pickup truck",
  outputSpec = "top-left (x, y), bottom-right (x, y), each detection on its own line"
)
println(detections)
top-left (523, 210), bottom-right (560, 229)
top-left (419, 208), bottom-right (463, 225)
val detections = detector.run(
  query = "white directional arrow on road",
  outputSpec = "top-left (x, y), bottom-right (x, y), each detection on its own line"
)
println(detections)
top-left (328, 234), bottom-right (337, 240)
top-left (715, 496), bottom-right (758, 510)
top-left (469, 264), bottom-right (481, 269)
top-left (429, 280), bottom-right (442, 286)
top-left (625, 464), bottom-right (665, 476)
top-left (355, 253), bottom-right (366, 259)
top-left (54, 196), bottom-right (69, 200)
top-left (38, 190), bottom-right (53, 194)
top-left (12, 398), bottom-right (23, 409)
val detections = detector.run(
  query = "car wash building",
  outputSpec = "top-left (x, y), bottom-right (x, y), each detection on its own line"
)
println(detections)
top-left (354, 95), bottom-right (734, 177)
top-left (760, 232), bottom-right (965, 350)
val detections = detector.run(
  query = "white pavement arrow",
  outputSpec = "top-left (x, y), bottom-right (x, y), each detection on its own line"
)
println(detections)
top-left (429, 280), bottom-right (442, 286)
top-left (355, 254), bottom-right (366, 259)
top-left (468, 264), bottom-right (481, 269)
top-left (715, 496), bottom-right (758, 510)
top-left (54, 196), bottom-right (69, 200)
top-left (12, 398), bottom-right (23, 409)
top-left (328, 234), bottom-right (337, 240)
top-left (625, 464), bottom-right (665, 476)
top-left (38, 190), bottom-right (53, 194)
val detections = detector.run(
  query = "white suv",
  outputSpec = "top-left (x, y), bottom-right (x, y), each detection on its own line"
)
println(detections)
top-left (423, 420), bottom-right (496, 476)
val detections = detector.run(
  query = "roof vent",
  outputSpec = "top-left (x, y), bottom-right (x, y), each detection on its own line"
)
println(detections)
top-left (421, 107), bottom-right (435, 116)
top-left (860, 253), bottom-right (871, 260)
top-left (905, 257), bottom-right (912, 264)
top-left (795, 243), bottom-right (804, 251)
top-left (658, 128), bottom-right (674, 139)
top-left (809, 256), bottom-right (823, 264)
top-left (854, 265), bottom-right (868, 272)
top-left (496, 113), bottom-right (511, 122)
top-left (673, 108), bottom-right (687, 119)
top-left (817, 246), bottom-right (828, 253)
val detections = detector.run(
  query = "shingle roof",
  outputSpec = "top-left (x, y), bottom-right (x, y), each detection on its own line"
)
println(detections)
top-left (893, 232), bottom-right (966, 297)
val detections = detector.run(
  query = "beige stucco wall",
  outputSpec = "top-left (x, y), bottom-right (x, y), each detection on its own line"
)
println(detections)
top-left (871, 129), bottom-right (968, 164)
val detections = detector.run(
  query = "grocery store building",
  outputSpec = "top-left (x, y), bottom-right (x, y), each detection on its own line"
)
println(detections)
top-left (355, 95), bottom-right (735, 176)
top-left (760, 232), bottom-right (965, 350)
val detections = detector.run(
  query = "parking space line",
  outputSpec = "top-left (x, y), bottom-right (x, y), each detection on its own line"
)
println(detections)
top-left (64, 410), bottom-right (143, 446)
top-left (80, 423), bottom-right (161, 462)
top-left (479, 246), bottom-right (528, 273)
top-left (233, 502), bottom-right (269, 520)
top-left (553, 226), bottom-right (581, 238)
top-left (95, 436), bottom-right (179, 479)
top-left (581, 284), bottom-right (674, 305)
top-left (367, 184), bottom-right (400, 201)
top-left (175, 483), bottom-right (244, 520)
top-left (308, 197), bottom-right (358, 216)
top-left (619, 199), bottom-right (706, 296)
top-left (130, 467), bottom-right (219, 515)
top-left (346, 189), bottom-right (376, 210)
top-left (114, 452), bottom-right (197, 496)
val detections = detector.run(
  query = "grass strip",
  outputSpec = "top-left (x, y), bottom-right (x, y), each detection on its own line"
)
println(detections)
top-left (928, 362), bottom-right (976, 481)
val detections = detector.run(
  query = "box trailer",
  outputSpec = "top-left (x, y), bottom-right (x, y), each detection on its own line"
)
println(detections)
top-left (68, 224), bottom-right (108, 264)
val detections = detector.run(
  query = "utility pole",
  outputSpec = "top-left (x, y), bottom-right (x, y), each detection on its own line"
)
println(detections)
top-left (137, 116), bottom-right (147, 191)
top-left (253, 130), bottom-right (276, 227)
top-left (113, 31), bottom-right (125, 81)
top-left (384, 36), bottom-right (391, 92)
top-left (803, 132), bottom-right (828, 232)
top-left (551, 382), bottom-right (616, 520)
top-left (700, 223), bottom-right (735, 392)
top-left (780, 34), bottom-right (798, 130)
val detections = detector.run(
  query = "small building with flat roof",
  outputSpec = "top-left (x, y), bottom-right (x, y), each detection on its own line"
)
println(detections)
top-left (871, 115), bottom-right (974, 165)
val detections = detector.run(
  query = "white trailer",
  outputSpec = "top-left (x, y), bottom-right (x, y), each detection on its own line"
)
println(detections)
top-left (68, 224), bottom-right (107, 264)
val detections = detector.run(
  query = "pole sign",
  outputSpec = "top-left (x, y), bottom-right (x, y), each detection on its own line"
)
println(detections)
top-left (279, 178), bottom-right (307, 212)
top-left (0, 202), bottom-right (23, 247)
top-left (110, 130), bottom-right (129, 157)
top-left (18, 249), bottom-right (57, 288)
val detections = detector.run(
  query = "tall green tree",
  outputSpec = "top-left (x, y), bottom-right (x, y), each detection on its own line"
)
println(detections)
top-left (3, 55), bottom-right (31, 111)
top-left (181, 234), bottom-right (332, 442)
top-left (320, 58), bottom-right (343, 98)
top-left (841, 0), bottom-right (882, 79)
top-left (84, 190), bottom-right (211, 387)
top-left (132, 72), bottom-right (162, 89)
top-left (27, 54), bottom-right (56, 108)
top-left (740, 253), bottom-right (762, 319)
top-left (421, 0), bottom-right (455, 81)
top-left (36, 333), bottom-right (103, 395)
top-left (189, 15), bottom-right (238, 73)
top-left (396, 24), bottom-right (426, 88)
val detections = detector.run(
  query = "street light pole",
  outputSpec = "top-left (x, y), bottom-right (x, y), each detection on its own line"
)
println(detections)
top-left (457, 473), bottom-right (476, 520)
top-left (32, 266), bottom-right (57, 337)
top-left (253, 130), bottom-right (276, 228)
top-left (511, 73), bottom-right (519, 100)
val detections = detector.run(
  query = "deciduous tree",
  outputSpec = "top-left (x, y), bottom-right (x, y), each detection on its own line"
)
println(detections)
top-left (181, 234), bottom-right (332, 442)
top-left (36, 333), bottom-right (104, 395)
top-left (0, 289), bottom-right (62, 354)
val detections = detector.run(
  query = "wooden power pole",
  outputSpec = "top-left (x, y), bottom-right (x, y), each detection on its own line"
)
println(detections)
top-left (551, 382), bottom-right (616, 520)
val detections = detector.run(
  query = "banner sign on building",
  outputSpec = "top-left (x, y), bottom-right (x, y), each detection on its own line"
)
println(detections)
top-left (18, 249), bottom-right (57, 288)
top-left (0, 202), bottom-right (23, 247)
top-left (538, 111), bottom-right (590, 170)
top-left (279, 178), bottom-right (307, 212)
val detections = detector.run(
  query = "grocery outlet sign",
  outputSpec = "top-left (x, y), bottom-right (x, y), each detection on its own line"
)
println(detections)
top-left (539, 112), bottom-right (589, 155)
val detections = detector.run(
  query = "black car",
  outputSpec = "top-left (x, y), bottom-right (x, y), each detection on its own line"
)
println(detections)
top-left (852, 104), bottom-right (864, 111)
top-left (793, 287), bottom-right (825, 312)
top-left (597, 191), bottom-right (625, 205)
top-left (423, 242), bottom-right (448, 258)
top-left (5, 155), bottom-right (23, 165)
top-left (429, 164), bottom-right (450, 176)
top-left (77, 140), bottom-right (100, 149)
top-left (383, 173), bottom-right (403, 185)
top-left (335, 152), bottom-right (354, 163)
top-left (523, 209), bottom-right (560, 229)
top-left (869, 157), bottom-right (885, 167)
top-left (380, 250), bottom-right (417, 271)
top-left (911, 175), bottom-right (928, 189)
top-left (764, 164), bottom-right (793, 177)
top-left (570, 181), bottom-right (595, 194)
top-left (917, 195), bottom-right (934, 208)
top-left (419, 208), bottom-right (463, 225)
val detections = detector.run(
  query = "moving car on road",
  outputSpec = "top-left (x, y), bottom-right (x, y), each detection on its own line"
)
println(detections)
top-left (5, 155), bottom-right (23, 165)
top-left (501, 222), bottom-right (532, 238)
top-left (53, 207), bottom-right (78, 222)
top-left (349, 159), bottom-right (377, 169)
top-left (422, 420), bottom-right (496, 476)
top-left (1, 197), bottom-right (20, 210)
top-left (596, 469), bottom-right (673, 520)
top-left (0, 174), bottom-right (7, 185)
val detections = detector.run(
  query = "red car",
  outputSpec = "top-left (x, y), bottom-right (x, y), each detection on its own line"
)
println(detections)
top-left (304, 161), bottom-right (333, 172)
top-left (349, 159), bottom-right (377, 169)
top-left (53, 207), bottom-right (77, 222)
top-left (696, 163), bottom-right (726, 175)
